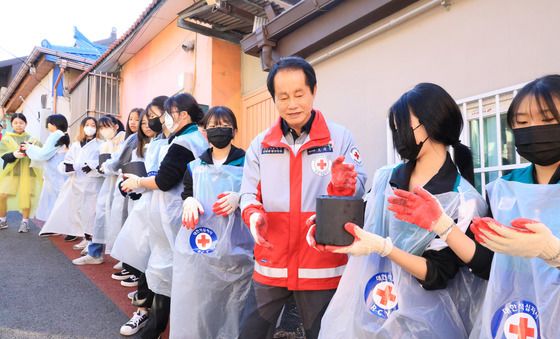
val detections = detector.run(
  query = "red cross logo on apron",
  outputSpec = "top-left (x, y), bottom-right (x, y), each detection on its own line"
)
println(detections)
top-left (508, 317), bottom-right (535, 339)
top-left (376, 285), bottom-right (396, 306)
top-left (197, 234), bottom-right (211, 249)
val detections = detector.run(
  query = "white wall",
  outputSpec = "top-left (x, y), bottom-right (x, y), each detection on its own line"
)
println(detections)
top-left (16, 69), bottom-right (71, 142)
top-left (307, 0), bottom-right (560, 185)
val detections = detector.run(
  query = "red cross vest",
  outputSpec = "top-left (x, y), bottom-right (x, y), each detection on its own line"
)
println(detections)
top-left (240, 110), bottom-right (367, 290)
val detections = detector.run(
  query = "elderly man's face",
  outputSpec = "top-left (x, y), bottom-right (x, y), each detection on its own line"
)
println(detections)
top-left (273, 69), bottom-right (316, 134)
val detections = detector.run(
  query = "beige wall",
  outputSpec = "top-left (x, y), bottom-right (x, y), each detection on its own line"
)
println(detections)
top-left (241, 53), bottom-right (268, 95)
top-left (306, 0), bottom-right (560, 184)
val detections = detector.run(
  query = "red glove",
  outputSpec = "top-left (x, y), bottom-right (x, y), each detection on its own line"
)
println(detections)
top-left (387, 186), bottom-right (455, 240)
top-left (243, 205), bottom-right (272, 248)
top-left (212, 192), bottom-right (239, 216)
top-left (470, 217), bottom-right (533, 244)
top-left (470, 217), bottom-right (503, 244)
top-left (510, 218), bottom-right (536, 234)
top-left (327, 156), bottom-right (358, 196)
top-left (305, 215), bottom-right (327, 252)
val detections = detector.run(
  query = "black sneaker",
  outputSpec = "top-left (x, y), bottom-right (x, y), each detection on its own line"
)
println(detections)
top-left (64, 235), bottom-right (79, 242)
top-left (121, 275), bottom-right (139, 287)
top-left (120, 310), bottom-right (148, 336)
top-left (111, 269), bottom-right (133, 281)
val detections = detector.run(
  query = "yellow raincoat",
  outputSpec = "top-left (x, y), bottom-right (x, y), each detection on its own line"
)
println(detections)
top-left (0, 132), bottom-right (43, 214)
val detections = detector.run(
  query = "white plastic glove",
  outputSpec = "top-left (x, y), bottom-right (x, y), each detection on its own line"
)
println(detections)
top-left (121, 174), bottom-right (141, 192)
top-left (182, 197), bottom-right (204, 229)
top-left (305, 214), bottom-right (327, 252)
top-left (249, 211), bottom-right (272, 248)
top-left (479, 218), bottom-right (560, 266)
top-left (13, 151), bottom-right (25, 159)
top-left (325, 223), bottom-right (394, 257)
top-left (212, 191), bottom-right (240, 216)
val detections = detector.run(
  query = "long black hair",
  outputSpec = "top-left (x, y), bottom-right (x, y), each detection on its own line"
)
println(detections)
top-left (164, 93), bottom-right (204, 124)
top-left (507, 74), bottom-right (560, 128)
top-left (46, 114), bottom-right (70, 148)
top-left (125, 108), bottom-right (142, 138)
top-left (388, 83), bottom-right (475, 186)
top-left (136, 108), bottom-right (152, 158)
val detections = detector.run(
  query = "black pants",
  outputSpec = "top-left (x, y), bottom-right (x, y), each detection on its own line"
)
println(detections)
top-left (123, 263), bottom-right (154, 308)
top-left (140, 293), bottom-right (170, 339)
top-left (239, 281), bottom-right (336, 339)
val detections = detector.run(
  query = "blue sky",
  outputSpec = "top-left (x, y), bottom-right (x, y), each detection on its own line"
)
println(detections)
top-left (0, 0), bottom-right (153, 61)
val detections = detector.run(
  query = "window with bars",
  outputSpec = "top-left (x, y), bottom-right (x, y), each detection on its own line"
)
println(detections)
top-left (458, 83), bottom-right (529, 193)
top-left (87, 72), bottom-right (119, 118)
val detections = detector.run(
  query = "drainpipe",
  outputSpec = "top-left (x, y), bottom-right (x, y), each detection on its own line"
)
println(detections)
top-left (53, 60), bottom-right (68, 113)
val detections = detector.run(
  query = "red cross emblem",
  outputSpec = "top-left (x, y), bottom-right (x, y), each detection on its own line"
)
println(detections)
top-left (375, 285), bottom-right (396, 306)
top-left (317, 159), bottom-right (328, 170)
top-left (197, 234), bottom-right (211, 249)
top-left (311, 157), bottom-right (331, 176)
top-left (350, 146), bottom-right (362, 164)
top-left (508, 317), bottom-right (535, 339)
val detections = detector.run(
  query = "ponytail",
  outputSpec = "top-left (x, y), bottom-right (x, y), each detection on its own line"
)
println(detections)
top-left (452, 142), bottom-right (475, 187)
top-left (55, 133), bottom-right (70, 148)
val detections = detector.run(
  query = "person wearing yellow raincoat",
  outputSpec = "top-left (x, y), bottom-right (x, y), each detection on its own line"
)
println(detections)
top-left (0, 113), bottom-right (42, 233)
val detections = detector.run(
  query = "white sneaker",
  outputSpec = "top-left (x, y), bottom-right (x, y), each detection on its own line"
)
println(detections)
top-left (73, 239), bottom-right (88, 250)
top-left (127, 291), bottom-right (137, 300)
top-left (120, 310), bottom-right (148, 336)
top-left (0, 220), bottom-right (8, 230)
top-left (72, 255), bottom-right (103, 265)
top-left (18, 221), bottom-right (29, 233)
top-left (113, 261), bottom-right (123, 270)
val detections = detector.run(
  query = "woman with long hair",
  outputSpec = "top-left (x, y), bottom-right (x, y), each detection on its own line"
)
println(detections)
top-left (39, 117), bottom-right (103, 242)
top-left (311, 83), bottom-right (488, 338)
top-left (389, 76), bottom-right (560, 338)
top-left (72, 115), bottom-right (125, 265)
top-left (121, 93), bottom-right (208, 339)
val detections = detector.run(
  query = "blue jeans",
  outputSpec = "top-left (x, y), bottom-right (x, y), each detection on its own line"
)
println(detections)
top-left (87, 243), bottom-right (105, 258)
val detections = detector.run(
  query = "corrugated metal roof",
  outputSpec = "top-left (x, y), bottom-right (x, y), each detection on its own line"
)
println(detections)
top-left (181, 0), bottom-right (297, 36)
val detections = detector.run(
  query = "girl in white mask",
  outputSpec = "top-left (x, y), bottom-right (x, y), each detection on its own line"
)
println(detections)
top-left (40, 117), bottom-right (104, 245)
top-left (73, 115), bottom-right (125, 265)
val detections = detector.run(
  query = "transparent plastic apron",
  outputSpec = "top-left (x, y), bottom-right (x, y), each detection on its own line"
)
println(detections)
top-left (145, 131), bottom-right (208, 297)
top-left (320, 166), bottom-right (487, 339)
top-left (111, 138), bottom-right (168, 271)
top-left (170, 159), bottom-right (254, 339)
top-left (470, 178), bottom-right (560, 339)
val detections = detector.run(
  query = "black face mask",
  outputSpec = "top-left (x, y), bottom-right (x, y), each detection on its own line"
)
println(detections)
top-left (206, 127), bottom-right (233, 149)
top-left (148, 117), bottom-right (162, 133)
top-left (395, 124), bottom-right (428, 162)
top-left (513, 124), bottom-right (560, 166)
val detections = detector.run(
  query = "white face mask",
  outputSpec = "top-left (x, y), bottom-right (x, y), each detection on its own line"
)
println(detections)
top-left (164, 111), bottom-right (175, 133)
top-left (83, 126), bottom-right (96, 137)
top-left (100, 128), bottom-right (115, 141)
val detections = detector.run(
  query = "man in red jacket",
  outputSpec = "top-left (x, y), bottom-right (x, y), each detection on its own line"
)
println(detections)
top-left (239, 56), bottom-right (367, 338)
